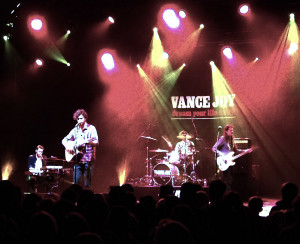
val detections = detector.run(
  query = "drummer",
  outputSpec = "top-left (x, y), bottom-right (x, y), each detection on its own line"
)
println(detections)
top-left (174, 130), bottom-right (195, 162)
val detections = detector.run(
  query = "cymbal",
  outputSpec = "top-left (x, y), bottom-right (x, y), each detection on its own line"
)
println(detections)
top-left (177, 134), bottom-right (193, 140)
top-left (140, 136), bottom-right (157, 141)
top-left (149, 149), bottom-right (169, 152)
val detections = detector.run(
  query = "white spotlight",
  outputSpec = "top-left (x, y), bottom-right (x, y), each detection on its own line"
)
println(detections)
top-left (223, 47), bottom-right (233, 59)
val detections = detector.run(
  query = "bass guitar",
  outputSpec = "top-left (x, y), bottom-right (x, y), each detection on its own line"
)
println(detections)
top-left (217, 148), bottom-right (253, 171)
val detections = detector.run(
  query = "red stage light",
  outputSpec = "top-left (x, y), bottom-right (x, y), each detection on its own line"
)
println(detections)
top-left (27, 15), bottom-right (48, 39)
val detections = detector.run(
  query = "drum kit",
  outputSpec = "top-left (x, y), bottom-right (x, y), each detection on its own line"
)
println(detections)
top-left (140, 133), bottom-right (202, 186)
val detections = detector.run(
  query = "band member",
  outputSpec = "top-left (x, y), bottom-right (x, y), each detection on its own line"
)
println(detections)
top-left (62, 109), bottom-right (99, 188)
top-left (27, 145), bottom-right (46, 193)
top-left (175, 130), bottom-right (195, 162)
top-left (212, 124), bottom-right (240, 191)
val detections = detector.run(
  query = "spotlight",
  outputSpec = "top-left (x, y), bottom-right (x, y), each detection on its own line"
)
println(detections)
top-left (137, 64), bottom-right (140, 68)
top-left (222, 47), bottom-right (233, 59)
top-left (288, 43), bottom-right (298, 55)
top-left (209, 61), bottom-right (215, 66)
top-left (67, 30), bottom-right (71, 35)
top-left (66, 62), bottom-right (71, 66)
top-left (27, 15), bottom-right (48, 39)
top-left (101, 53), bottom-right (115, 70)
top-left (108, 16), bottom-right (115, 23)
top-left (239, 4), bottom-right (249, 15)
top-left (290, 13), bottom-right (295, 22)
top-left (35, 58), bottom-right (44, 66)
top-left (200, 24), bottom-right (204, 29)
top-left (162, 52), bottom-right (169, 59)
top-left (3, 35), bottom-right (9, 41)
top-left (31, 18), bottom-right (43, 31)
top-left (162, 9), bottom-right (180, 29)
top-left (179, 10), bottom-right (186, 18)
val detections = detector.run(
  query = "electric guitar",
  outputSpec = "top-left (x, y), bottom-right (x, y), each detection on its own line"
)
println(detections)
top-left (217, 148), bottom-right (253, 171)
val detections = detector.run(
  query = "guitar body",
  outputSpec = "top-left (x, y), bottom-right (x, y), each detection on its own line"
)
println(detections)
top-left (217, 152), bottom-right (235, 171)
top-left (65, 140), bottom-right (84, 162)
top-left (217, 148), bottom-right (253, 171)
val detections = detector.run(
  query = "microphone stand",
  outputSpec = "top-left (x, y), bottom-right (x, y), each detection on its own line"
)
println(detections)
top-left (215, 128), bottom-right (221, 178)
top-left (190, 118), bottom-right (199, 183)
top-left (74, 124), bottom-right (79, 185)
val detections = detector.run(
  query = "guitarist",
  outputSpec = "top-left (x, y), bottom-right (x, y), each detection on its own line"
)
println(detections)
top-left (62, 109), bottom-right (99, 188)
top-left (212, 124), bottom-right (242, 191)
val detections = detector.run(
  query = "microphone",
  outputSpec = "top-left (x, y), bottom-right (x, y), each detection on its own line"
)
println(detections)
top-left (218, 126), bottom-right (222, 130)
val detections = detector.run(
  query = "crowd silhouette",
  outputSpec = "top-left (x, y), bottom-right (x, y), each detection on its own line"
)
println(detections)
top-left (0, 179), bottom-right (299, 244)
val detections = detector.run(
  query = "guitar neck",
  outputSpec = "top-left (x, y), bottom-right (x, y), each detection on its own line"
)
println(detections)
top-left (232, 149), bottom-right (250, 160)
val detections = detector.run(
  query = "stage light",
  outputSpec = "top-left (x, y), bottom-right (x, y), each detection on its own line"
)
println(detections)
top-left (108, 16), bottom-right (115, 23)
top-left (239, 4), bottom-right (249, 15)
top-left (2, 162), bottom-right (13, 180)
top-left (67, 30), bottom-right (71, 35)
top-left (223, 47), bottom-right (233, 59)
top-left (179, 10), bottom-right (186, 18)
top-left (200, 24), bottom-right (204, 29)
top-left (3, 35), bottom-right (9, 41)
top-left (31, 18), bottom-right (43, 31)
top-left (288, 43), bottom-right (298, 55)
top-left (162, 51), bottom-right (169, 59)
top-left (27, 15), bottom-right (48, 39)
top-left (183, 63), bottom-right (186, 67)
top-left (137, 64), bottom-right (140, 68)
top-left (101, 53), bottom-right (115, 70)
top-left (255, 57), bottom-right (259, 62)
top-left (153, 27), bottom-right (159, 40)
top-left (290, 13), bottom-right (295, 22)
top-left (35, 58), bottom-right (44, 66)
top-left (162, 9), bottom-right (180, 29)
top-left (210, 61), bottom-right (215, 66)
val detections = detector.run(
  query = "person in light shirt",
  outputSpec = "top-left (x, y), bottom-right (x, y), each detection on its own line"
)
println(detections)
top-left (27, 145), bottom-right (46, 192)
top-left (62, 109), bottom-right (99, 188)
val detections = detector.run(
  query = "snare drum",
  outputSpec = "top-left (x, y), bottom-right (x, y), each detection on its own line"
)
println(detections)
top-left (153, 162), bottom-right (180, 185)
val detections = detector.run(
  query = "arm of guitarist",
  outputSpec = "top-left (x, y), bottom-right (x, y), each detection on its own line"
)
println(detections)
top-left (212, 136), bottom-right (225, 155)
top-left (62, 129), bottom-right (76, 154)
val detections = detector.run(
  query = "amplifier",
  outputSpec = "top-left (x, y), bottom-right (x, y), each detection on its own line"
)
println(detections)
top-left (234, 138), bottom-right (251, 149)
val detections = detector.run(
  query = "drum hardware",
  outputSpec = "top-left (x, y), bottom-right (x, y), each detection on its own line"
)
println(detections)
top-left (140, 136), bottom-right (157, 141)
top-left (149, 149), bottom-right (169, 152)
top-left (177, 134), bottom-right (194, 140)
top-left (138, 134), bottom-right (158, 186)
top-left (152, 162), bottom-right (180, 186)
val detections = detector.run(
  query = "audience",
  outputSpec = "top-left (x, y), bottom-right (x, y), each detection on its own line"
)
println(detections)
top-left (0, 179), bottom-right (299, 244)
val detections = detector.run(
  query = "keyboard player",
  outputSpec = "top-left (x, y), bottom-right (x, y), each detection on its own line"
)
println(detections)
top-left (26, 145), bottom-right (46, 193)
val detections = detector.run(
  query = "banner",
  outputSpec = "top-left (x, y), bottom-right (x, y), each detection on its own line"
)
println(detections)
top-left (171, 94), bottom-right (236, 119)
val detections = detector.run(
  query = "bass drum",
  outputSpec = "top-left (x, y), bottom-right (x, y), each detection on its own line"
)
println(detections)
top-left (153, 162), bottom-right (180, 185)
top-left (168, 151), bottom-right (181, 164)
